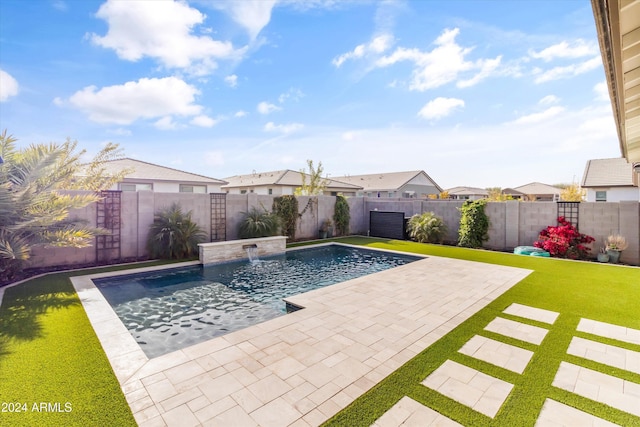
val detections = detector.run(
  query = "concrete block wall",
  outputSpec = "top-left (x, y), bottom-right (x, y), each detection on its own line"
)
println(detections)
top-left (420, 200), bottom-right (463, 243)
top-left (26, 192), bottom-right (640, 268)
top-left (485, 202), bottom-right (507, 250)
top-left (30, 192), bottom-right (99, 268)
top-left (517, 202), bottom-right (557, 248)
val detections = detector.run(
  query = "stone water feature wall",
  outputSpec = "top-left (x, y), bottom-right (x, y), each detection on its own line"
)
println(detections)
top-left (198, 236), bottom-right (287, 265)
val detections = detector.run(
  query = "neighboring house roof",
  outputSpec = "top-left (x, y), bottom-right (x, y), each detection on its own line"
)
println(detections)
top-left (501, 188), bottom-right (526, 196)
top-left (100, 158), bottom-right (227, 184)
top-left (221, 170), bottom-right (362, 190)
top-left (446, 186), bottom-right (488, 196)
top-left (581, 157), bottom-right (637, 187)
top-left (512, 182), bottom-right (561, 195)
top-left (332, 170), bottom-right (443, 193)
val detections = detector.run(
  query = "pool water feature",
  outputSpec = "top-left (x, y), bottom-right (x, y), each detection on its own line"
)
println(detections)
top-left (94, 244), bottom-right (420, 358)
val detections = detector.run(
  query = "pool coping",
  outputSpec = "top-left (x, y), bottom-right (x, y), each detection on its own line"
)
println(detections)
top-left (71, 244), bottom-right (533, 426)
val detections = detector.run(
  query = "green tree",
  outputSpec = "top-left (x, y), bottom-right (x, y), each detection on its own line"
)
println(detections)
top-left (559, 183), bottom-right (585, 201)
top-left (146, 203), bottom-right (206, 259)
top-left (457, 199), bottom-right (490, 248)
top-left (407, 212), bottom-right (447, 243)
top-left (238, 207), bottom-right (280, 238)
top-left (333, 195), bottom-right (350, 236)
top-left (486, 187), bottom-right (513, 201)
top-left (0, 130), bottom-right (128, 282)
top-left (272, 195), bottom-right (299, 240)
top-left (295, 159), bottom-right (329, 196)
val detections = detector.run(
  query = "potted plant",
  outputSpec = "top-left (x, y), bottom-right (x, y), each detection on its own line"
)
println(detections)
top-left (605, 234), bottom-right (628, 264)
top-left (319, 219), bottom-right (333, 239)
top-left (597, 247), bottom-right (609, 263)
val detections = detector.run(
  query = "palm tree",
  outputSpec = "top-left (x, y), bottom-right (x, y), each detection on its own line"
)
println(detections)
top-left (146, 203), bottom-right (206, 259)
top-left (0, 130), bottom-right (128, 282)
top-left (407, 212), bottom-right (447, 244)
top-left (238, 207), bottom-right (280, 238)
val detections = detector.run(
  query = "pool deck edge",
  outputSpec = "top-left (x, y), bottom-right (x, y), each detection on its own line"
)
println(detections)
top-left (72, 255), bottom-right (532, 427)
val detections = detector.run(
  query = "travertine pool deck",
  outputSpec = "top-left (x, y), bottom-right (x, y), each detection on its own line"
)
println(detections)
top-left (71, 253), bottom-right (532, 427)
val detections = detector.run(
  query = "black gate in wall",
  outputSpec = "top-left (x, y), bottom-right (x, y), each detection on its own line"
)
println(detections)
top-left (369, 211), bottom-right (406, 240)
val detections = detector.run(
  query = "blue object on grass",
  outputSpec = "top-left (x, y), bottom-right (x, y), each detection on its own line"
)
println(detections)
top-left (514, 246), bottom-right (550, 257)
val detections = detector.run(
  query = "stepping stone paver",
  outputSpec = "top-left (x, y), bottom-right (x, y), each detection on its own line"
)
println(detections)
top-left (577, 319), bottom-right (640, 345)
top-left (372, 396), bottom-right (463, 427)
top-left (567, 336), bottom-right (640, 375)
top-left (503, 303), bottom-right (559, 324)
top-left (484, 317), bottom-right (549, 345)
top-left (422, 360), bottom-right (513, 418)
top-left (552, 362), bottom-right (640, 417)
top-left (459, 335), bottom-right (534, 374)
top-left (535, 399), bottom-right (620, 426)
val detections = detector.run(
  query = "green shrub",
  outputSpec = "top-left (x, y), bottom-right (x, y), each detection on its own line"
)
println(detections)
top-left (272, 195), bottom-right (299, 240)
top-left (333, 195), bottom-right (351, 236)
top-left (238, 207), bottom-right (280, 238)
top-left (146, 203), bottom-right (206, 259)
top-left (457, 199), bottom-right (489, 248)
top-left (407, 212), bottom-right (447, 243)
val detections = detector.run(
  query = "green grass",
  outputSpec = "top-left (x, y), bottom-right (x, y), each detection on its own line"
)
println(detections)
top-left (322, 237), bottom-right (640, 426)
top-left (0, 260), bottom-right (183, 427)
top-left (1, 241), bottom-right (638, 426)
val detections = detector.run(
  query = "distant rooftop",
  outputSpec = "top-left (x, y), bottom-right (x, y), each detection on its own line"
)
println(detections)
top-left (512, 182), bottom-right (561, 195)
top-left (332, 170), bottom-right (443, 192)
top-left (581, 157), bottom-right (637, 187)
top-left (222, 170), bottom-right (362, 190)
top-left (100, 158), bottom-right (227, 184)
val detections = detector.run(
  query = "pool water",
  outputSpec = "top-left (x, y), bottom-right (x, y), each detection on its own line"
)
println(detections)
top-left (94, 245), bottom-right (420, 358)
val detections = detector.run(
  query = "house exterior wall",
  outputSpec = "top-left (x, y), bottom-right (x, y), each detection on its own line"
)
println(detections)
top-left (585, 187), bottom-right (639, 202)
top-left (25, 193), bottom-right (640, 271)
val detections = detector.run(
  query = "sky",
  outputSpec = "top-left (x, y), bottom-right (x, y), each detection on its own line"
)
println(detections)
top-left (0, 0), bottom-right (623, 189)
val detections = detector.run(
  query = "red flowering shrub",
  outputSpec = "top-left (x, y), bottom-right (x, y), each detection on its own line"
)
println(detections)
top-left (533, 216), bottom-right (595, 259)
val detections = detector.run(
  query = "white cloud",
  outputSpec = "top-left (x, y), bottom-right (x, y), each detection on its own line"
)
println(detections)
top-left (539, 95), bottom-right (560, 105)
top-left (154, 116), bottom-right (179, 130)
top-left (511, 106), bottom-right (565, 124)
top-left (224, 74), bottom-right (238, 88)
top-left (332, 33), bottom-right (394, 67)
top-left (191, 115), bottom-right (217, 127)
top-left (534, 56), bottom-right (601, 83)
top-left (108, 128), bottom-right (132, 136)
top-left (418, 97), bottom-right (465, 120)
top-left (52, 1), bottom-right (68, 11)
top-left (342, 131), bottom-right (361, 141)
top-left (257, 101), bottom-right (281, 114)
top-left (457, 56), bottom-right (502, 88)
top-left (376, 28), bottom-right (501, 91)
top-left (234, 110), bottom-right (248, 117)
top-left (68, 77), bottom-right (202, 125)
top-left (529, 39), bottom-right (598, 62)
top-left (0, 69), bottom-right (19, 102)
top-left (594, 81), bottom-right (609, 102)
top-left (217, 0), bottom-right (276, 40)
top-left (91, 0), bottom-right (239, 75)
top-left (205, 151), bottom-right (224, 166)
top-left (278, 88), bottom-right (304, 103)
top-left (264, 121), bottom-right (304, 134)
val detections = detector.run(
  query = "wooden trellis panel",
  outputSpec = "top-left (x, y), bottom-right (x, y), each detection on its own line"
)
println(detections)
top-left (210, 193), bottom-right (227, 242)
top-left (96, 190), bottom-right (121, 262)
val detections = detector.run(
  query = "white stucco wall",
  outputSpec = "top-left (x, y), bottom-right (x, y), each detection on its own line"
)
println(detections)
top-left (586, 187), bottom-right (639, 202)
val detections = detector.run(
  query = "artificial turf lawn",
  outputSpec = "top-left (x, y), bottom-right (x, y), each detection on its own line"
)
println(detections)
top-left (322, 237), bottom-right (640, 427)
top-left (0, 240), bottom-right (638, 426)
top-left (0, 261), bottom-right (181, 427)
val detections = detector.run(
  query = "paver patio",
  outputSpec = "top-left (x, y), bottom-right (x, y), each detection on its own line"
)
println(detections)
top-left (72, 254), bottom-right (531, 426)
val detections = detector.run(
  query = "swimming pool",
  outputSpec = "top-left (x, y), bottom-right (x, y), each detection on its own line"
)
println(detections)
top-left (94, 244), bottom-right (420, 358)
